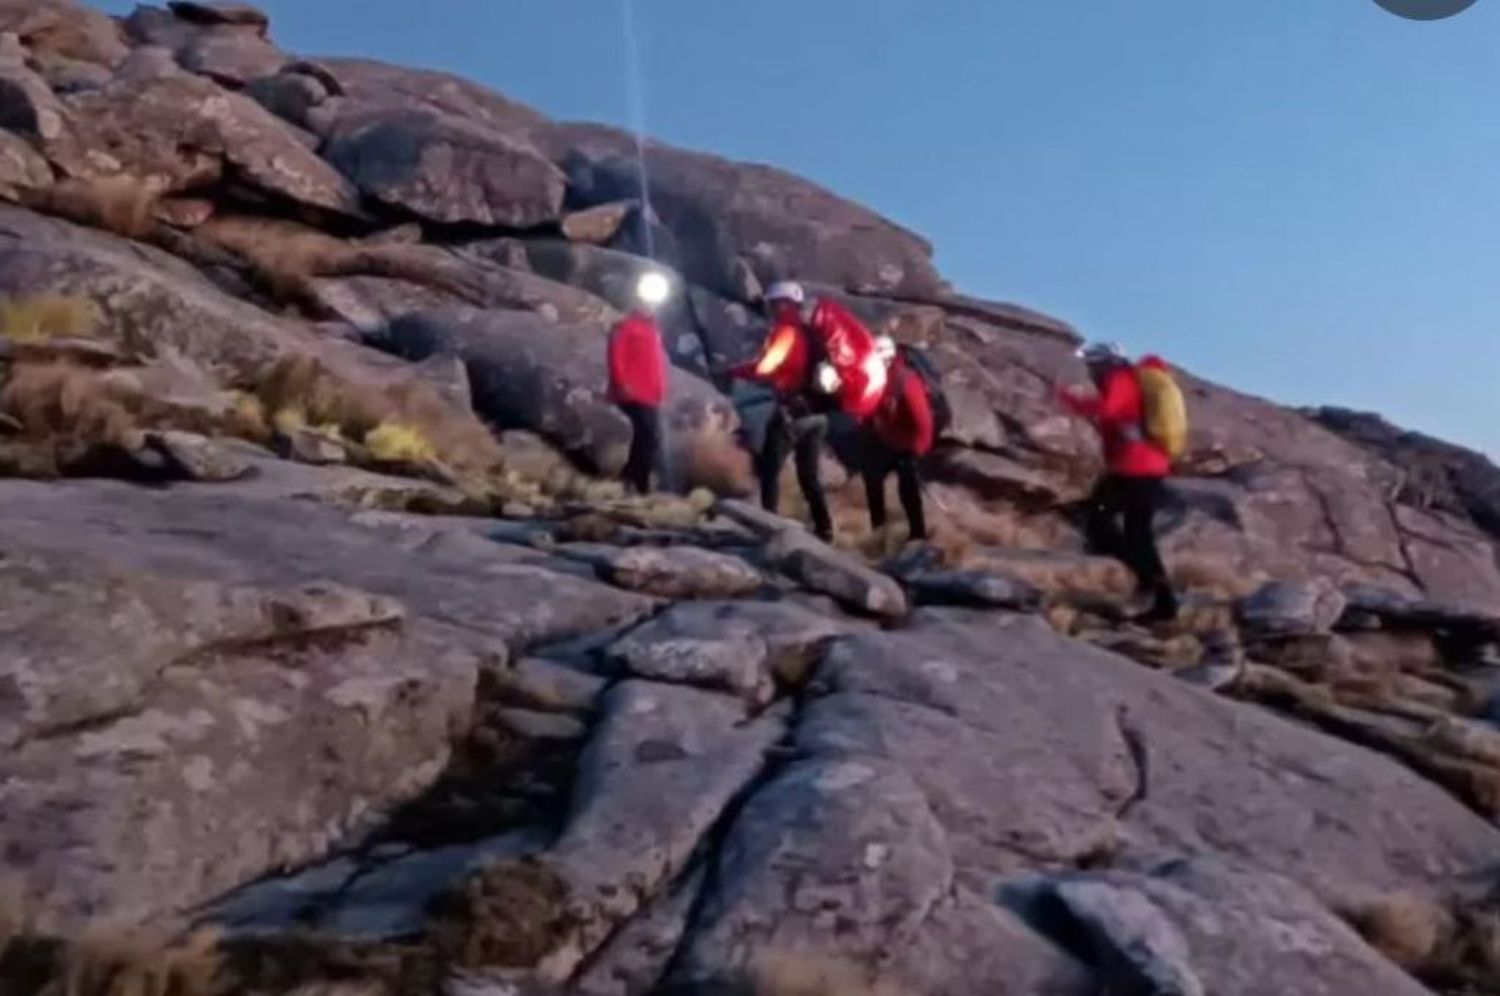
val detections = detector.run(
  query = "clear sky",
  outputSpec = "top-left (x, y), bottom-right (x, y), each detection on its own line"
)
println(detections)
top-left (96, 1), bottom-right (1500, 455)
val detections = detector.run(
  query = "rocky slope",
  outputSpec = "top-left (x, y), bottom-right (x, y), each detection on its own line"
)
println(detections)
top-left (3, 3), bottom-right (1500, 994)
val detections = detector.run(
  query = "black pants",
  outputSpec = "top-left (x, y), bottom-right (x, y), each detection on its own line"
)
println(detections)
top-left (1085, 475), bottom-right (1175, 606)
top-left (618, 402), bottom-right (662, 495)
top-left (860, 442), bottom-right (927, 541)
top-left (758, 406), bottom-right (832, 540)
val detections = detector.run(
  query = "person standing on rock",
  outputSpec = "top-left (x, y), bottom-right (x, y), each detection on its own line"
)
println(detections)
top-left (607, 271), bottom-right (672, 494)
top-left (1059, 342), bottom-right (1180, 623)
top-left (859, 336), bottom-right (935, 541)
top-left (729, 281), bottom-right (838, 541)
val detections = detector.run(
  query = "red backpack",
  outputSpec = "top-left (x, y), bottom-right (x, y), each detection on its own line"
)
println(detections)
top-left (808, 299), bottom-right (885, 419)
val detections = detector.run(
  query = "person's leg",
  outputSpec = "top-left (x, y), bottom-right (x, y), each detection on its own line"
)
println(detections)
top-left (757, 406), bottom-right (791, 513)
top-left (896, 456), bottom-right (927, 541)
top-left (638, 404), bottom-right (663, 493)
top-left (863, 465), bottom-right (889, 531)
top-left (619, 403), bottom-right (657, 494)
top-left (1084, 475), bottom-right (1126, 558)
top-left (856, 433), bottom-right (889, 531)
top-left (1121, 477), bottom-right (1178, 621)
top-left (792, 415), bottom-right (833, 541)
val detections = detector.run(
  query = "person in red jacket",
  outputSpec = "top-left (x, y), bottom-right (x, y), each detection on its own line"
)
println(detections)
top-left (729, 280), bottom-right (836, 540)
top-left (607, 272), bottom-right (670, 494)
top-left (859, 337), bottom-right (934, 540)
top-left (1059, 342), bottom-right (1179, 622)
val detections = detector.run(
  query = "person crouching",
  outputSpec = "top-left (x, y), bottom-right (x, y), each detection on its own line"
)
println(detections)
top-left (607, 271), bottom-right (671, 494)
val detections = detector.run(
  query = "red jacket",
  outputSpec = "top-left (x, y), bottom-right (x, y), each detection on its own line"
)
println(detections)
top-left (870, 357), bottom-right (935, 456)
top-left (1061, 362), bottom-right (1171, 478)
top-left (732, 301), bottom-right (815, 399)
top-left (607, 312), bottom-right (666, 407)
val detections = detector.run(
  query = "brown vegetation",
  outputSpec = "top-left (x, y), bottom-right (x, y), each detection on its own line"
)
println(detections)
top-left (0, 362), bottom-right (146, 476)
top-left (195, 217), bottom-right (356, 304)
top-left (1341, 890), bottom-right (1500, 994)
top-left (54, 928), bottom-right (223, 996)
top-left (245, 354), bottom-right (505, 476)
top-left (1345, 892), bottom-right (1455, 973)
top-left (676, 426), bottom-right (754, 498)
top-left (1169, 552), bottom-right (1265, 601)
top-left (1, 918), bottom-right (223, 996)
top-left (0, 293), bottom-right (99, 343)
top-left (22, 176), bottom-right (161, 241)
top-left (427, 857), bottom-right (576, 970)
top-left (744, 950), bottom-right (909, 996)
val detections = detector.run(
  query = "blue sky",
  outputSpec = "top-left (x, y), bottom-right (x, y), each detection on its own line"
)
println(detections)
top-left (97, 1), bottom-right (1500, 454)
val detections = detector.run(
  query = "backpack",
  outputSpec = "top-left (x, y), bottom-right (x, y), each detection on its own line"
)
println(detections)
top-left (1136, 357), bottom-right (1188, 460)
top-left (898, 344), bottom-right (953, 436)
top-left (809, 299), bottom-right (884, 418)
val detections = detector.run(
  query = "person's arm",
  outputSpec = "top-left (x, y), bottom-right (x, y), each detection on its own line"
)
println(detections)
top-left (731, 324), bottom-right (798, 381)
top-left (1057, 383), bottom-right (1100, 419)
top-left (1094, 368), bottom-right (1138, 426)
top-left (606, 325), bottom-right (631, 395)
top-left (906, 373), bottom-right (936, 455)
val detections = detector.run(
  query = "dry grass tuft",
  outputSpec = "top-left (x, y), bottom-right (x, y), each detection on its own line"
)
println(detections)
top-left (428, 857), bottom-right (576, 970)
top-left (363, 422), bottom-right (439, 466)
top-left (676, 427), bottom-right (754, 498)
top-left (591, 490), bottom-right (713, 532)
top-left (1169, 553), bottom-right (1264, 601)
top-left (24, 176), bottom-right (161, 240)
top-left (1342, 892), bottom-right (1459, 977)
top-left (55, 927), bottom-right (224, 996)
top-left (246, 354), bottom-right (505, 476)
top-left (0, 361), bottom-right (144, 462)
top-left (744, 950), bottom-right (908, 996)
top-left (0, 294), bottom-right (98, 343)
top-left (195, 218), bottom-right (356, 304)
top-left (927, 519), bottom-right (973, 567)
top-left (223, 390), bottom-right (272, 445)
top-left (2, 919), bottom-right (225, 996)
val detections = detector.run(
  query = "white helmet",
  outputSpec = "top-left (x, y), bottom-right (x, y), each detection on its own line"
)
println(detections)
top-left (1077, 341), bottom-right (1126, 366)
top-left (764, 281), bottom-right (805, 306)
top-left (874, 335), bottom-right (897, 363)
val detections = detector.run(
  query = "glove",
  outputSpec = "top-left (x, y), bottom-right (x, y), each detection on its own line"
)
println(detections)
top-left (815, 363), bottom-right (842, 395)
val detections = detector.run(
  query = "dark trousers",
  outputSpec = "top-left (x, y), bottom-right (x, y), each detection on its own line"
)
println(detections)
top-left (758, 406), bottom-right (832, 540)
top-left (618, 401), bottom-right (662, 495)
top-left (860, 443), bottom-right (927, 541)
top-left (1085, 474), bottom-right (1176, 608)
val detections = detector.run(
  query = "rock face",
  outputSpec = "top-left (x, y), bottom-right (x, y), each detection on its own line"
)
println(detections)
top-left (1238, 578), bottom-right (1349, 637)
top-left (322, 104), bottom-right (566, 228)
top-left (1007, 859), bottom-right (1436, 996)
top-left (0, 206), bottom-right (316, 370)
top-left (1, 4), bottom-right (1500, 995)
top-left (0, 475), bottom-right (654, 934)
top-left (50, 72), bottom-right (361, 216)
top-left (1313, 406), bottom-right (1500, 538)
top-left (0, 0), bottom-right (126, 68)
top-left (554, 122), bottom-right (947, 303)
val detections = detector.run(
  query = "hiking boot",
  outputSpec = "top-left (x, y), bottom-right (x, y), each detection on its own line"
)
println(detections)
top-left (1133, 586), bottom-right (1180, 625)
